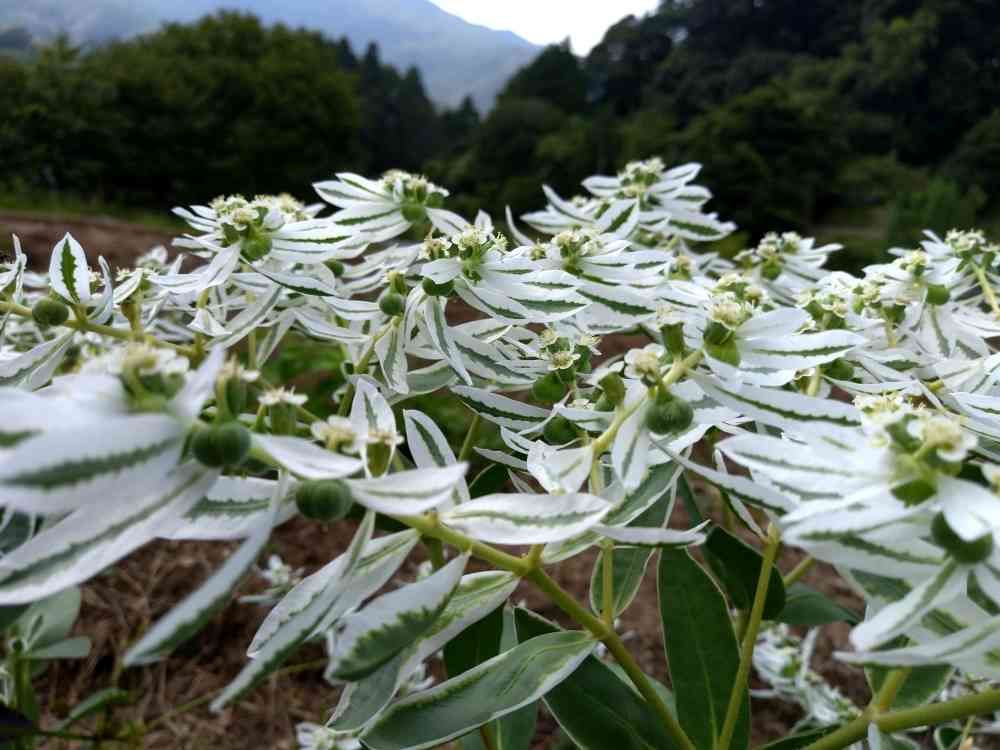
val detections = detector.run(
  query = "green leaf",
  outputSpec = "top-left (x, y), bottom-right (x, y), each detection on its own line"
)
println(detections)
top-left (444, 602), bottom-right (503, 678)
top-left (469, 464), bottom-right (509, 498)
top-left (361, 631), bottom-right (594, 750)
top-left (703, 527), bottom-right (786, 619)
top-left (56, 687), bottom-right (131, 730)
top-left (493, 609), bottom-right (537, 750)
top-left (756, 727), bottom-right (836, 749)
top-left (657, 548), bottom-right (749, 750)
top-left (589, 498), bottom-right (668, 617)
top-left (778, 583), bottom-right (860, 626)
top-left (515, 608), bottom-right (681, 750)
top-left (25, 635), bottom-right (90, 660)
top-left (867, 642), bottom-right (953, 710)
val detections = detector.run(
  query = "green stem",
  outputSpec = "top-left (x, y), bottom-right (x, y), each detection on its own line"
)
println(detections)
top-left (718, 525), bottom-right (781, 750)
top-left (0, 300), bottom-right (196, 358)
top-left (782, 556), bottom-right (815, 587)
top-left (395, 512), bottom-right (695, 750)
top-left (874, 668), bottom-right (911, 712)
top-left (458, 413), bottom-right (480, 463)
top-left (974, 264), bottom-right (1000, 318)
top-left (601, 542), bottom-right (615, 627)
top-left (337, 321), bottom-right (394, 417)
top-left (526, 569), bottom-right (697, 750)
top-left (590, 349), bottom-right (703, 457)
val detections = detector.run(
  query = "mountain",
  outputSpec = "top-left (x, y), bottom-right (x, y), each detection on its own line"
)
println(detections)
top-left (0, 0), bottom-right (540, 109)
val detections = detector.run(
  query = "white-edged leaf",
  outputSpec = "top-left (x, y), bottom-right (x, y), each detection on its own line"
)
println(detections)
top-left (162, 477), bottom-right (291, 541)
top-left (0, 333), bottom-right (74, 389)
top-left (441, 492), bottom-right (611, 544)
top-left (124, 475), bottom-right (284, 665)
top-left (0, 463), bottom-right (216, 604)
top-left (48, 233), bottom-right (91, 303)
top-left (327, 554), bottom-right (467, 681)
top-left (595, 520), bottom-right (709, 548)
top-left (253, 434), bottom-right (362, 480)
top-left (0, 413), bottom-right (185, 514)
top-left (361, 631), bottom-right (595, 750)
top-left (694, 374), bottom-right (862, 441)
top-left (451, 386), bottom-right (548, 431)
top-left (346, 464), bottom-right (468, 515)
top-left (249, 529), bottom-right (418, 658)
top-left (211, 512), bottom-right (375, 712)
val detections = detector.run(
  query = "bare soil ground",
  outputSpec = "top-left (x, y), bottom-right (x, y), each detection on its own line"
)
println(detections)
top-left (2, 213), bottom-right (929, 748)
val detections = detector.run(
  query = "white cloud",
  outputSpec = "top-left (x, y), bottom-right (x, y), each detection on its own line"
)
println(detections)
top-left (429, 0), bottom-right (659, 54)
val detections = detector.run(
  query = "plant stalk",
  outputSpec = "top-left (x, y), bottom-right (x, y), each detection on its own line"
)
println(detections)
top-left (718, 525), bottom-right (781, 750)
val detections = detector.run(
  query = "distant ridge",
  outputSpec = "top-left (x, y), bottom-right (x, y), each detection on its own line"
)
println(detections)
top-left (0, 0), bottom-right (541, 109)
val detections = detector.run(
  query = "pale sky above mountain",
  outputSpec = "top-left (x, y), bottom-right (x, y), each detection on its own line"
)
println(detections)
top-left (429, 0), bottom-right (660, 53)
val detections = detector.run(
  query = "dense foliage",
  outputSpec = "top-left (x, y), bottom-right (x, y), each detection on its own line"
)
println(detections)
top-left (0, 13), bottom-right (478, 206)
top-left (1, 153), bottom-right (1000, 748)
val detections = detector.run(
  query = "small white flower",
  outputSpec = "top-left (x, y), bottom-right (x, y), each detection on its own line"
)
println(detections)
top-left (311, 416), bottom-right (359, 453)
top-left (624, 344), bottom-right (664, 380)
top-left (908, 414), bottom-right (976, 463)
top-left (296, 723), bottom-right (360, 750)
top-left (548, 350), bottom-right (580, 371)
top-left (220, 360), bottom-right (260, 383)
top-left (259, 388), bottom-right (307, 407)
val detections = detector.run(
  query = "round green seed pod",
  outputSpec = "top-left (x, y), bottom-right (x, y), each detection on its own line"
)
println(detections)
top-left (531, 373), bottom-right (567, 404)
top-left (191, 422), bottom-right (252, 468)
top-left (224, 378), bottom-right (247, 417)
top-left (31, 298), bottom-right (70, 327)
top-left (599, 373), bottom-right (626, 407)
top-left (925, 284), bottom-right (950, 306)
top-left (824, 358), bottom-right (855, 381)
top-left (543, 415), bottom-right (577, 445)
top-left (296, 479), bottom-right (354, 522)
top-left (931, 512), bottom-right (993, 564)
top-left (326, 259), bottom-right (346, 277)
top-left (422, 277), bottom-right (454, 297)
top-left (645, 390), bottom-right (694, 434)
top-left (378, 291), bottom-right (406, 317)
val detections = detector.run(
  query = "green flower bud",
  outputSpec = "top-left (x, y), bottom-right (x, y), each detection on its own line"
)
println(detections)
top-left (296, 479), bottom-right (354, 522)
top-left (925, 284), bottom-right (950, 306)
top-left (241, 232), bottom-right (272, 262)
top-left (401, 203), bottom-right (425, 223)
top-left (31, 297), bottom-right (70, 327)
top-left (389, 273), bottom-right (408, 296)
top-left (891, 476), bottom-right (937, 506)
top-left (543, 415), bottom-right (577, 445)
top-left (761, 259), bottom-right (782, 281)
top-left (531, 373), bottom-right (567, 404)
top-left (366, 442), bottom-right (392, 478)
top-left (269, 404), bottom-right (297, 436)
top-left (378, 291), bottom-right (406, 317)
top-left (326, 259), bottom-right (345, 277)
top-left (191, 422), bottom-right (252, 468)
top-left (645, 389), bottom-right (694, 434)
top-left (705, 340), bottom-right (741, 367)
top-left (931, 512), bottom-right (993, 564)
top-left (224, 378), bottom-right (247, 417)
top-left (660, 323), bottom-right (685, 357)
top-left (703, 321), bottom-right (733, 346)
top-left (599, 373), bottom-right (626, 407)
top-left (422, 277), bottom-right (454, 297)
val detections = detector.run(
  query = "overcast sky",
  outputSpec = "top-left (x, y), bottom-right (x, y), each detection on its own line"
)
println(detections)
top-left (429, 0), bottom-right (660, 54)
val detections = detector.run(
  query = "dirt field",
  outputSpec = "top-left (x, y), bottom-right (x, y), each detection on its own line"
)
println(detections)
top-left (2, 213), bottom-right (928, 748)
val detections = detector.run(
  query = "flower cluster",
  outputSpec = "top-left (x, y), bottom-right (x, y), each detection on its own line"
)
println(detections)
top-left (3, 155), bottom-right (1000, 748)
